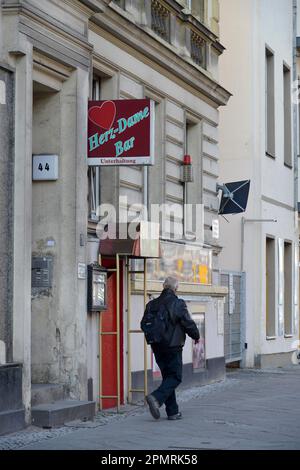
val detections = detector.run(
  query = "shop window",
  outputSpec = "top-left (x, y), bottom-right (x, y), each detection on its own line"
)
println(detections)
top-left (151, 0), bottom-right (170, 42)
top-left (266, 237), bottom-right (276, 338)
top-left (190, 31), bottom-right (207, 69)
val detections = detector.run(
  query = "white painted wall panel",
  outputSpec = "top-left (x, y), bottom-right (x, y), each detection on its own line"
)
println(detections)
top-left (203, 122), bottom-right (218, 142)
top-left (203, 156), bottom-right (219, 177)
top-left (165, 120), bottom-right (184, 144)
top-left (165, 140), bottom-right (183, 161)
top-left (166, 159), bottom-right (181, 180)
top-left (203, 174), bottom-right (217, 193)
top-left (119, 73), bottom-right (143, 99)
top-left (166, 180), bottom-right (184, 201)
top-left (203, 139), bottom-right (219, 160)
top-left (165, 100), bottom-right (185, 123)
top-left (120, 166), bottom-right (143, 187)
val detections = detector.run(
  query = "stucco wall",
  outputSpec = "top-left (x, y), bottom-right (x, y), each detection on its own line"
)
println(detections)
top-left (219, 0), bottom-right (298, 367)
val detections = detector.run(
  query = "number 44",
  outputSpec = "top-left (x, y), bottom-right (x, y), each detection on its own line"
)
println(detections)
top-left (38, 163), bottom-right (50, 171)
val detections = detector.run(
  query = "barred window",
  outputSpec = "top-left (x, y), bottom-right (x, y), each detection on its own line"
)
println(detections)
top-left (191, 31), bottom-right (207, 69)
top-left (151, 0), bottom-right (170, 42)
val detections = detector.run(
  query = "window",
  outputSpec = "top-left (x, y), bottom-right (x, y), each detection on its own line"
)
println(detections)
top-left (265, 47), bottom-right (275, 158)
top-left (284, 241), bottom-right (293, 335)
top-left (266, 237), bottom-right (276, 338)
top-left (283, 64), bottom-right (292, 167)
top-left (184, 118), bottom-right (203, 242)
top-left (88, 76), bottom-right (101, 221)
top-left (151, 0), bottom-right (170, 42)
top-left (191, 0), bottom-right (205, 23)
top-left (191, 31), bottom-right (207, 69)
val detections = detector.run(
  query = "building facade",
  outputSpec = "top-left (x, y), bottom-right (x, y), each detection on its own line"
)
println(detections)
top-left (219, 0), bottom-right (299, 369)
top-left (0, 0), bottom-right (230, 434)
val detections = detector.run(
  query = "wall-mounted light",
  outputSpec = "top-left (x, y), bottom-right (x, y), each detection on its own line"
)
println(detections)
top-left (181, 154), bottom-right (193, 183)
top-left (87, 263), bottom-right (108, 312)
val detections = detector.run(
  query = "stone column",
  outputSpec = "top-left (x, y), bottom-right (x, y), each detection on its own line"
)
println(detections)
top-left (12, 46), bottom-right (33, 423)
top-left (0, 63), bottom-right (14, 365)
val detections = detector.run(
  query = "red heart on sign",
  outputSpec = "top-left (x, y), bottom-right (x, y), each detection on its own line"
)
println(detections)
top-left (88, 101), bottom-right (116, 130)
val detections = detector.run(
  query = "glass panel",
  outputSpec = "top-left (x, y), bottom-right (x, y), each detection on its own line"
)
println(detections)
top-left (192, 313), bottom-right (205, 370)
top-left (132, 241), bottom-right (212, 285)
top-left (191, 0), bottom-right (205, 23)
top-left (88, 76), bottom-right (101, 220)
top-left (93, 281), bottom-right (105, 307)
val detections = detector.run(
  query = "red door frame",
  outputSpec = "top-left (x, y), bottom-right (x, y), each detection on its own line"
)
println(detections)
top-left (100, 257), bottom-right (124, 409)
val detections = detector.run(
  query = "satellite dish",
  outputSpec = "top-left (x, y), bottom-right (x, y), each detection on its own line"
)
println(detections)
top-left (217, 180), bottom-right (250, 215)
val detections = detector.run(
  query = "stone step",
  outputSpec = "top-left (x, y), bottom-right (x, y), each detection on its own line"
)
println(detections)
top-left (0, 408), bottom-right (25, 436)
top-left (31, 400), bottom-right (96, 428)
top-left (31, 383), bottom-right (66, 406)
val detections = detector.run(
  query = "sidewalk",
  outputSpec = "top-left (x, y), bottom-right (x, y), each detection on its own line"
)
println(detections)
top-left (1, 366), bottom-right (300, 450)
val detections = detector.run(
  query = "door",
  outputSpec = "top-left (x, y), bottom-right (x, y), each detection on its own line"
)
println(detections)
top-left (221, 272), bottom-right (245, 364)
top-left (100, 258), bottom-right (124, 409)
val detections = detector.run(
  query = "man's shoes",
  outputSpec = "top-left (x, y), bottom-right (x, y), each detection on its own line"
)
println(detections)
top-left (167, 412), bottom-right (182, 421)
top-left (145, 394), bottom-right (160, 420)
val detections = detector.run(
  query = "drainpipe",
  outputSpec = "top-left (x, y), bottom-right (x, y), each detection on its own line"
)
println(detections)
top-left (293, 0), bottom-right (298, 213)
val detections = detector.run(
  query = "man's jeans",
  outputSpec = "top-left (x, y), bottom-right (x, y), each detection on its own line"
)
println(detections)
top-left (151, 347), bottom-right (183, 417)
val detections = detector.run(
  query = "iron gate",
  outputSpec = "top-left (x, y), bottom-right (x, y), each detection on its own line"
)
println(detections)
top-left (220, 272), bottom-right (246, 364)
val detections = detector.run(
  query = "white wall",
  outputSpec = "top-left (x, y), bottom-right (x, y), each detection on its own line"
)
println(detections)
top-left (219, 0), bottom-right (298, 367)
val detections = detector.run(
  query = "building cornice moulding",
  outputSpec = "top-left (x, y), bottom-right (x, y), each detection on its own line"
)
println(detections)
top-left (2, 0), bottom-right (94, 48)
top-left (89, 17), bottom-right (231, 107)
top-left (3, 1), bottom-right (95, 70)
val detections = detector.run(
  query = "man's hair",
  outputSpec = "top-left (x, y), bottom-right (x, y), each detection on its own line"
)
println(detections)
top-left (163, 276), bottom-right (178, 292)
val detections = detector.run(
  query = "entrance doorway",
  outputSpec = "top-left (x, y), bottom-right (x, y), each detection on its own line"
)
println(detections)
top-left (220, 271), bottom-right (245, 365)
top-left (99, 257), bottom-right (124, 409)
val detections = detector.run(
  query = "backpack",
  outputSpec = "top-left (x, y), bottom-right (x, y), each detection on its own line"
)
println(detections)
top-left (141, 300), bottom-right (173, 345)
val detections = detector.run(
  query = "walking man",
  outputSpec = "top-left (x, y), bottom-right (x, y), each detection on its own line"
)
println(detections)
top-left (141, 276), bottom-right (200, 421)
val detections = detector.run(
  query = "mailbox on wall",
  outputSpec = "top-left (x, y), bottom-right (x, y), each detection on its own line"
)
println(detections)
top-left (87, 263), bottom-right (107, 312)
top-left (32, 256), bottom-right (53, 289)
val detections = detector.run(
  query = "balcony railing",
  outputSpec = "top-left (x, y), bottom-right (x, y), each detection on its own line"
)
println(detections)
top-left (151, 0), bottom-right (170, 42)
top-left (190, 31), bottom-right (207, 69)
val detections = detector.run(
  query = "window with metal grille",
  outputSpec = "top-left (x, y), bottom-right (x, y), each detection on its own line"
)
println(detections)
top-left (88, 76), bottom-right (101, 221)
top-left (190, 31), bottom-right (207, 69)
top-left (151, 0), bottom-right (170, 42)
top-left (111, 0), bottom-right (125, 9)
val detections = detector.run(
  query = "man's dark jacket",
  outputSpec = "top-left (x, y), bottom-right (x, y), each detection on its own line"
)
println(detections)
top-left (144, 288), bottom-right (200, 350)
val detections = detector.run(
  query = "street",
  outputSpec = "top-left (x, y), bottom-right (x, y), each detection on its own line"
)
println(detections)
top-left (1, 366), bottom-right (300, 451)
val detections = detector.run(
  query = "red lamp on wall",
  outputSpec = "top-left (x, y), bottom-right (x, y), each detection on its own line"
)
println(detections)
top-left (182, 154), bottom-right (193, 183)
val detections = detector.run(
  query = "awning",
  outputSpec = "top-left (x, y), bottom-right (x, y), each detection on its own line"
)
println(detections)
top-left (98, 221), bottom-right (161, 258)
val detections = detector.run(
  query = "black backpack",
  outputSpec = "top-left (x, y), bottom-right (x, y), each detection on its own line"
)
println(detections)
top-left (141, 300), bottom-right (173, 345)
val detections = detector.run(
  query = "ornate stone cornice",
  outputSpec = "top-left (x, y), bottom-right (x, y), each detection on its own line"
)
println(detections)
top-left (90, 11), bottom-right (231, 107)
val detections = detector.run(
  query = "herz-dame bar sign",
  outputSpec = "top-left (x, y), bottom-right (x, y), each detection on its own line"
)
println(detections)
top-left (88, 99), bottom-right (155, 166)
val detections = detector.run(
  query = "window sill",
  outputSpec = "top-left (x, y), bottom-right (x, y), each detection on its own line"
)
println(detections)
top-left (284, 334), bottom-right (294, 338)
top-left (265, 151), bottom-right (275, 159)
top-left (284, 163), bottom-right (293, 170)
top-left (266, 336), bottom-right (276, 340)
